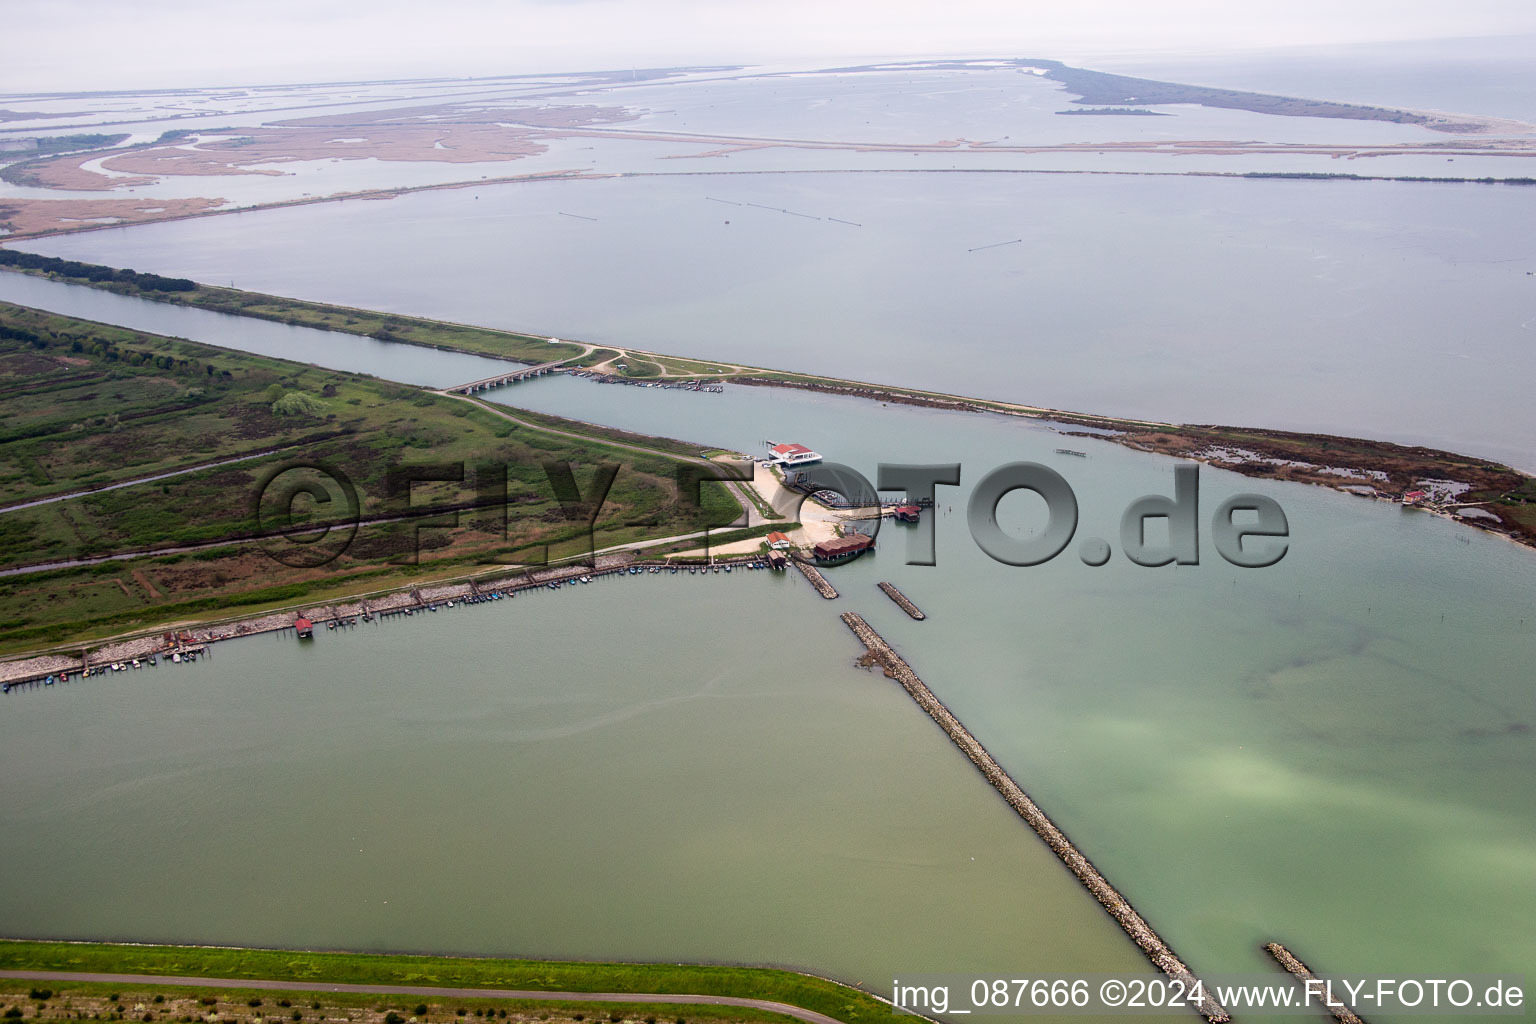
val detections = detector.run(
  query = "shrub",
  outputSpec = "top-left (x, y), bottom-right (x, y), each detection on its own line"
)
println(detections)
top-left (30, 991), bottom-right (54, 1001)
top-left (271, 392), bottom-right (326, 417)
top-left (153, 998), bottom-right (165, 1005)
top-left (384, 1014), bottom-right (405, 1024)
top-left (4, 1009), bottom-right (23, 1019)
top-left (290, 1014), bottom-right (301, 1022)
top-left (413, 1008), bottom-right (427, 1018)
top-left (246, 1002), bottom-right (262, 1009)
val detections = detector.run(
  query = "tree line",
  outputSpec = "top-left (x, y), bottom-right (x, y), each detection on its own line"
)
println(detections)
top-left (0, 249), bottom-right (197, 291)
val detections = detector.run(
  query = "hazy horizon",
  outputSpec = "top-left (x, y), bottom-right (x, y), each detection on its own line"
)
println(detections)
top-left (5, 0), bottom-right (1536, 93)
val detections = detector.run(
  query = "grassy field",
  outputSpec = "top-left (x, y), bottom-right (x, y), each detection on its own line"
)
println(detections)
top-left (0, 980), bottom-right (800, 1024)
top-left (0, 304), bottom-right (743, 656)
top-left (0, 942), bottom-right (890, 1024)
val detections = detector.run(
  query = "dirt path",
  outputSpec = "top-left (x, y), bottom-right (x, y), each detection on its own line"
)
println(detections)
top-left (451, 394), bottom-right (764, 527)
top-left (0, 971), bottom-right (846, 1024)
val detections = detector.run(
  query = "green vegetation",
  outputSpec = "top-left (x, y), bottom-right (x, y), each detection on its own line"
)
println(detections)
top-left (1034, 58), bottom-right (1437, 126)
top-left (574, 348), bottom-right (621, 367)
top-left (30, 133), bottom-right (130, 155)
top-left (1240, 172), bottom-right (1536, 185)
top-left (0, 250), bottom-right (195, 292)
top-left (0, 303), bottom-right (742, 656)
top-left (614, 357), bottom-right (662, 379)
top-left (0, 135), bottom-right (131, 187)
top-left (4, 255), bottom-right (1529, 596)
top-left (1054, 107), bottom-right (1169, 116)
top-left (0, 980), bottom-right (795, 1024)
top-left (0, 942), bottom-right (890, 1024)
top-left (0, 259), bottom-right (578, 365)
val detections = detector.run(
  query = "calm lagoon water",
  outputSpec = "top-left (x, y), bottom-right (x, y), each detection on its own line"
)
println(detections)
top-left (21, 172), bottom-right (1536, 470)
top-left (3, 201), bottom-right (1535, 1021)
top-left (0, 576), bottom-right (1153, 1004)
top-left (0, 272), bottom-right (525, 388)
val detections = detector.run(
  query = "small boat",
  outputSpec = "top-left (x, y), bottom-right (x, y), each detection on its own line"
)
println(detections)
top-left (148, 657), bottom-right (157, 666)
top-left (132, 659), bottom-right (140, 668)
top-left (45, 675), bottom-right (55, 685)
top-left (1, 683), bottom-right (8, 694)
top-left (172, 653), bottom-right (181, 663)
top-left (724, 566), bottom-right (732, 573)
top-left (446, 600), bottom-right (453, 608)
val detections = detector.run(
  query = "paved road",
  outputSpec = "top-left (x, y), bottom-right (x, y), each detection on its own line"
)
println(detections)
top-left (0, 971), bottom-right (845, 1024)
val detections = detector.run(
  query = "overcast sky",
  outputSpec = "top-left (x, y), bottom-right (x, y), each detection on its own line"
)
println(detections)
top-left (6, 0), bottom-right (1536, 93)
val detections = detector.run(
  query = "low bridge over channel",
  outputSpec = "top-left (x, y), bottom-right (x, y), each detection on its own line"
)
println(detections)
top-left (445, 360), bottom-right (568, 394)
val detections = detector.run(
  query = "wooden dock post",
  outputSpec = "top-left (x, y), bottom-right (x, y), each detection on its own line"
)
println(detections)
top-left (840, 611), bottom-right (1229, 1023)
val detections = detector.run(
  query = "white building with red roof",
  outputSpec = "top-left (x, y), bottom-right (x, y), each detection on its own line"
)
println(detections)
top-left (767, 442), bottom-right (822, 466)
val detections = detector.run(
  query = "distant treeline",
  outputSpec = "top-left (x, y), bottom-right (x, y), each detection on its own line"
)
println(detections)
top-left (32, 133), bottom-right (130, 155)
top-left (0, 250), bottom-right (196, 291)
top-left (1032, 59), bottom-right (1436, 127)
top-left (1055, 107), bottom-right (1169, 116)
top-left (1241, 172), bottom-right (1536, 185)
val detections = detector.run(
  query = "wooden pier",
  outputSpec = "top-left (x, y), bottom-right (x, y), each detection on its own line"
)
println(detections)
top-left (445, 359), bottom-right (568, 395)
top-left (840, 612), bottom-right (1229, 1023)
top-left (795, 559), bottom-right (838, 599)
top-left (1264, 943), bottom-right (1367, 1023)
top-left (877, 581), bottom-right (925, 620)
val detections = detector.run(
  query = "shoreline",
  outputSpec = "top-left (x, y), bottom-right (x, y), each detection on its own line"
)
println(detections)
top-left (5, 162), bottom-right (1536, 243)
top-left (728, 375), bottom-right (1536, 552)
top-left (0, 264), bottom-right (1531, 668)
top-left (0, 551), bottom-right (786, 688)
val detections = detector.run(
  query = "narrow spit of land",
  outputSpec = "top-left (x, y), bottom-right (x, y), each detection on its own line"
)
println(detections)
top-left (3, 259), bottom-right (1530, 551)
top-left (840, 612), bottom-right (1230, 1023)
